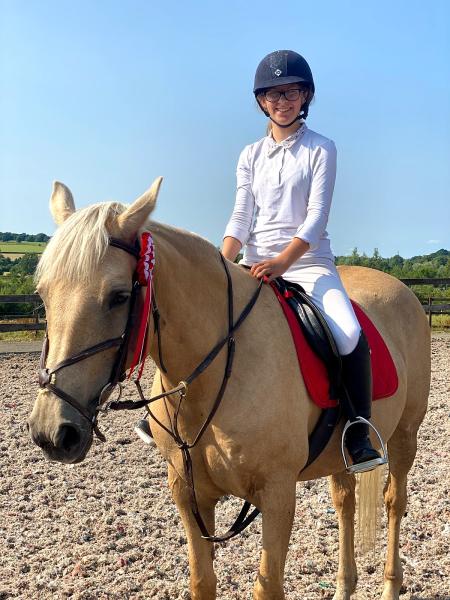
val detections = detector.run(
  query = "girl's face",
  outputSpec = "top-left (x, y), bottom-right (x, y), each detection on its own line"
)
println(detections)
top-left (259, 84), bottom-right (308, 126)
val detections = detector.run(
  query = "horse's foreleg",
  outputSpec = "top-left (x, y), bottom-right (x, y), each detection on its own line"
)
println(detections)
top-left (381, 428), bottom-right (417, 600)
top-left (168, 464), bottom-right (217, 600)
top-left (329, 471), bottom-right (358, 600)
top-left (253, 476), bottom-right (296, 600)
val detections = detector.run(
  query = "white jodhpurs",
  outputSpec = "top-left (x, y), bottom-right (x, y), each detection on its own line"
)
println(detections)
top-left (283, 258), bottom-right (361, 356)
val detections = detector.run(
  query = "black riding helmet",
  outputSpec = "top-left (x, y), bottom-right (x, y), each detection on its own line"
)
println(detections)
top-left (253, 50), bottom-right (315, 126)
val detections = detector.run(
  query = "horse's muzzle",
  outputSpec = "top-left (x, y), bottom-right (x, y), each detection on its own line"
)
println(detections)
top-left (28, 420), bottom-right (92, 464)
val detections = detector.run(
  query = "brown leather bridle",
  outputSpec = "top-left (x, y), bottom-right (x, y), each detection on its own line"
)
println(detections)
top-left (38, 235), bottom-right (264, 542)
top-left (38, 238), bottom-right (143, 442)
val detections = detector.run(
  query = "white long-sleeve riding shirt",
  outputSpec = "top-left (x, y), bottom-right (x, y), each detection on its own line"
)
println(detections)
top-left (224, 124), bottom-right (337, 269)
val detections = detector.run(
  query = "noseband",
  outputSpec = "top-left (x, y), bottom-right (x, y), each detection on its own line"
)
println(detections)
top-left (38, 238), bottom-right (143, 442)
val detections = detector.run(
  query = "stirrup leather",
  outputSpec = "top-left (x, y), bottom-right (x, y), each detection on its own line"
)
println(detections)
top-left (341, 416), bottom-right (388, 474)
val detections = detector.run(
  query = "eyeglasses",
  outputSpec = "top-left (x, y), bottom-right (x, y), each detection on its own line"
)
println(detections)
top-left (263, 88), bottom-right (306, 103)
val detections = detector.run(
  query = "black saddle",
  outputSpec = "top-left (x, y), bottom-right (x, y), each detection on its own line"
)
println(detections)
top-left (271, 277), bottom-right (344, 470)
top-left (272, 277), bottom-right (343, 397)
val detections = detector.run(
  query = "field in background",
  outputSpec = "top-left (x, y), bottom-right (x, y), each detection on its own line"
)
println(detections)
top-left (0, 329), bottom-right (45, 342)
top-left (431, 314), bottom-right (450, 328)
top-left (0, 242), bottom-right (46, 254)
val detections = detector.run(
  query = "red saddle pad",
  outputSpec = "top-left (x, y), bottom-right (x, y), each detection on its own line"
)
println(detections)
top-left (270, 283), bottom-right (399, 409)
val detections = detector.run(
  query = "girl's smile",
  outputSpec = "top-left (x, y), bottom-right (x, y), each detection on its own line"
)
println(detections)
top-left (258, 83), bottom-right (308, 141)
top-left (258, 84), bottom-right (308, 135)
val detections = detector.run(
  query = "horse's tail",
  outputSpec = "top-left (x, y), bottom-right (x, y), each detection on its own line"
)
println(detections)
top-left (356, 467), bottom-right (386, 554)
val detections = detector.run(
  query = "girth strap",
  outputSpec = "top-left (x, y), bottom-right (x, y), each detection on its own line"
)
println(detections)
top-left (180, 444), bottom-right (260, 542)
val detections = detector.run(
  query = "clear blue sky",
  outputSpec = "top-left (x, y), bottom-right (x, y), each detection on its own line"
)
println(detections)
top-left (1, 0), bottom-right (449, 257)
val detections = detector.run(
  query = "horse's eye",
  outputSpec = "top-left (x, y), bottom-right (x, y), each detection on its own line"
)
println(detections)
top-left (110, 292), bottom-right (130, 308)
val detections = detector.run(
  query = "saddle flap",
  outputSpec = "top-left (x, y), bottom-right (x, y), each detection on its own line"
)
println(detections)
top-left (271, 278), bottom-right (342, 399)
top-left (269, 277), bottom-right (399, 408)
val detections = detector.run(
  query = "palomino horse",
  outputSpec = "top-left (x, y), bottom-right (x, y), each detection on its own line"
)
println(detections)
top-left (29, 179), bottom-right (430, 600)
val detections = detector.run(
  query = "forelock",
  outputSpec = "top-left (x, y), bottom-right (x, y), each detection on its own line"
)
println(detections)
top-left (35, 202), bottom-right (126, 284)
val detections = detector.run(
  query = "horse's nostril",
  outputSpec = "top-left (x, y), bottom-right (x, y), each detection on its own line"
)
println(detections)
top-left (32, 432), bottom-right (45, 449)
top-left (57, 425), bottom-right (81, 452)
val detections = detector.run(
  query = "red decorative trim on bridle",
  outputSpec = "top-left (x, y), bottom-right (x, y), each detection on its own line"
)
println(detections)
top-left (128, 231), bottom-right (155, 379)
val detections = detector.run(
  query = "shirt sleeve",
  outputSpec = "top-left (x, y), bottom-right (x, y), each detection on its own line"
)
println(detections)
top-left (223, 146), bottom-right (255, 246)
top-left (295, 139), bottom-right (337, 251)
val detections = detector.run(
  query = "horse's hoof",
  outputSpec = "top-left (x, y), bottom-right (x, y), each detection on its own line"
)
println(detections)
top-left (380, 585), bottom-right (401, 600)
top-left (332, 580), bottom-right (357, 600)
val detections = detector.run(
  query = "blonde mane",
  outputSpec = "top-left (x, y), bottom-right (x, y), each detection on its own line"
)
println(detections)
top-left (36, 201), bottom-right (220, 285)
top-left (36, 202), bottom-right (126, 284)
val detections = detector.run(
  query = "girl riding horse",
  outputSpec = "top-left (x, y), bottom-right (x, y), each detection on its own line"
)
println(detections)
top-left (222, 50), bottom-right (385, 473)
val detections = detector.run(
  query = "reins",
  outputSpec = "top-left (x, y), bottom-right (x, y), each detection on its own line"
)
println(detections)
top-left (38, 236), bottom-right (263, 542)
top-left (108, 252), bottom-right (263, 542)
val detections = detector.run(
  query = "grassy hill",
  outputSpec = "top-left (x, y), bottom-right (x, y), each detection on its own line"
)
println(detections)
top-left (0, 241), bottom-right (47, 254)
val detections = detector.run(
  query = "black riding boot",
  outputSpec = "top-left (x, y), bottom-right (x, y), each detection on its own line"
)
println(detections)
top-left (341, 331), bottom-right (386, 472)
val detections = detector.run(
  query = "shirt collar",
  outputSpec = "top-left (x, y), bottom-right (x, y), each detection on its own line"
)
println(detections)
top-left (266, 123), bottom-right (307, 157)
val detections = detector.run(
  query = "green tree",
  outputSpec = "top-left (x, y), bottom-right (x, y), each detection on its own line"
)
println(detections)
top-left (0, 256), bottom-right (13, 275)
top-left (10, 254), bottom-right (39, 278)
top-left (34, 233), bottom-right (49, 242)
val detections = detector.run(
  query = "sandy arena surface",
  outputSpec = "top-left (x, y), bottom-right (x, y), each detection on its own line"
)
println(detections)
top-left (0, 334), bottom-right (448, 599)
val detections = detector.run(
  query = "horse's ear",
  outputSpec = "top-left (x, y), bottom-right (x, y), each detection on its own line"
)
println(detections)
top-left (50, 181), bottom-right (75, 225)
top-left (117, 176), bottom-right (163, 239)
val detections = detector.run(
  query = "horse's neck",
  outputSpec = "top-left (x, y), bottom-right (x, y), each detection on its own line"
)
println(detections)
top-left (148, 226), bottom-right (238, 385)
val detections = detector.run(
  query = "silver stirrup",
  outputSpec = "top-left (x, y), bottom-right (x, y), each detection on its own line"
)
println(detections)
top-left (341, 416), bottom-right (388, 474)
top-left (134, 419), bottom-right (156, 446)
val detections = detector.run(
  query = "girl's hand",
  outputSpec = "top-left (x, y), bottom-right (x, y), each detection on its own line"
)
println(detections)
top-left (249, 239), bottom-right (309, 281)
top-left (250, 256), bottom-right (289, 281)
